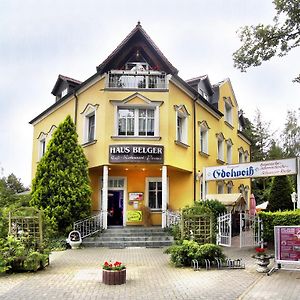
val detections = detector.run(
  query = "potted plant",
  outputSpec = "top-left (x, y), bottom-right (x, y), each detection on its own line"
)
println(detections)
top-left (102, 261), bottom-right (126, 285)
top-left (252, 247), bottom-right (274, 273)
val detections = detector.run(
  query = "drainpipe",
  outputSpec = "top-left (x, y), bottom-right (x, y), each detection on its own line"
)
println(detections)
top-left (193, 96), bottom-right (197, 202)
top-left (74, 91), bottom-right (78, 127)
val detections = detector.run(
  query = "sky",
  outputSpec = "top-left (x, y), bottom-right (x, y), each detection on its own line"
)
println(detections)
top-left (0, 0), bottom-right (299, 187)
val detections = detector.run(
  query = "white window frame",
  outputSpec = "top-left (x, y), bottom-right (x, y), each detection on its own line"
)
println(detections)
top-left (37, 132), bottom-right (47, 160)
top-left (216, 133), bottom-right (225, 162)
top-left (226, 139), bottom-right (233, 164)
top-left (224, 97), bottom-right (233, 126)
top-left (61, 87), bottom-right (68, 98)
top-left (217, 181), bottom-right (224, 194)
top-left (145, 177), bottom-right (169, 211)
top-left (200, 175), bottom-right (208, 200)
top-left (238, 147), bottom-right (244, 163)
top-left (174, 105), bottom-right (189, 145)
top-left (117, 107), bottom-right (157, 137)
top-left (227, 181), bottom-right (233, 194)
top-left (244, 150), bottom-right (249, 162)
top-left (199, 121), bottom-right (209, 154)
top-left (81, 103), bottom-right (99, 144)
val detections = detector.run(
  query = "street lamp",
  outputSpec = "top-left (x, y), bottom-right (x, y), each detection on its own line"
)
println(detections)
top-left (291, 192), bottom-right (297, 211)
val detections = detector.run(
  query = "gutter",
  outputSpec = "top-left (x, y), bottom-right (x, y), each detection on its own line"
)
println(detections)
top-left (74, 91), bottom-right (78, 126)
top-left (193, 96), bottom-right (197, 202)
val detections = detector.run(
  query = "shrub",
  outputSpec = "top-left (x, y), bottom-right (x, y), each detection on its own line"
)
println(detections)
top-left (165, 240), bottom-right (225, 267)
top-left (259, 210), bottom-right (300, 242)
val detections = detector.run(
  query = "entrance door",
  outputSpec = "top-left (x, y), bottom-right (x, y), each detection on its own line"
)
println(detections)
top-left (107, 191), bottom-right (123, 226)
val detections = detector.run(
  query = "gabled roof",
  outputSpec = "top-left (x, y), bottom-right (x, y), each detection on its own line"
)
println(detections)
top-left (51, 74), bottom-right (82, 96)
top-left (96, 22), bottom-right (178, 75)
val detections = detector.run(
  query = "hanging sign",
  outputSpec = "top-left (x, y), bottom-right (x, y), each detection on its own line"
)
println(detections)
top-left (109, 145), bottom-right (164, 164)
top-left (129, 192), bottom-right (143, 201)
top-left (205, 158), bottom-right (297, 181)
top-left (274, 226), bottom-right (300, 265)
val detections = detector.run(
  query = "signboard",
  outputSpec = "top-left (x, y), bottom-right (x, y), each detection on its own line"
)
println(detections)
top-left (129, 192), bottom-right (143, 201)
top-left (205, 158), bottom-right (297, 181)
top-left (274, 226), bottom-right (300, 265)
top-left (127, 210), bottom-right (142, 222)
top-left (109, 145), bottom-right (164, 164)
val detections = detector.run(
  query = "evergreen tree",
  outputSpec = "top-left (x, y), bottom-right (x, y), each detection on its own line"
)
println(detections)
top-left (30, 115), bottom-right (91, 235)
top-left (267, 175), bottom-right (294, 212)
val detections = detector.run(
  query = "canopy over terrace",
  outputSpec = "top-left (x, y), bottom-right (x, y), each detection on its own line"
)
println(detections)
top-left (206, 193), bottom-right (246, 212)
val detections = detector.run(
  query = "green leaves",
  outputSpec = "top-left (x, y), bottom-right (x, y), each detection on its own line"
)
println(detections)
top-left (233, 0), bottom-right (300, 82)
top-left (31, 115), bottom-right (91, 236)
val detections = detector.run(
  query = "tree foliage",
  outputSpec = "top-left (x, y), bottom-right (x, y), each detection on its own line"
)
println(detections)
top-left (267, 175), bottom-right (294, 211)
top-left (30, 115), bottom-right (91, 235)
top-left (233, 0), bottom-right (300, 82)
top-left (281, 108), bottom-right (300, 157)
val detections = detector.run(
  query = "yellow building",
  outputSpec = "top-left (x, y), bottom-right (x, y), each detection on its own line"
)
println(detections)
top-left (30, 23), bottom-right (251, 228)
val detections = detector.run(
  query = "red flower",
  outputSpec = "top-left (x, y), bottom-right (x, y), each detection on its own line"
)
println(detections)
top-left (255, 247), bottom-right (267, 253)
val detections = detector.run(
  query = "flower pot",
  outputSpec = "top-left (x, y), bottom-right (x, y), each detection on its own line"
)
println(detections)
top-left (102, 269), bottom-right (126, 285)
top-left (253, 255), bottom-right (274, 273)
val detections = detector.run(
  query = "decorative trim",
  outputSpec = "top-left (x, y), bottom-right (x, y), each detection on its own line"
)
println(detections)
top-left (237, 131), bottom-right (251, 145)
top-left (224, 121), bottom-right (234, 130)
top-left (174, 140), bottom-right (190, 148)
top-left (111, 136), bottom-right (161, 141)
top-left (216, 159), bottom-right (225, 165)
top-left (199, 151), bottom-right (209, 158)
top-left (198, 120), bottom-right (210, 129)
top-left (82, 140), bottom-right (97, 147)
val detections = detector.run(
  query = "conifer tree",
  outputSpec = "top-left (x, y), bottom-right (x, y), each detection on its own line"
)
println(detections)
top-left (267, 175), bottom-right (293, 212)
top-left (30, 115), bottom-right (91, 234)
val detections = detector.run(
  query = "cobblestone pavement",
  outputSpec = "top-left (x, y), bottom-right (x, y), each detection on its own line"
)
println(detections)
top-left (0, 246), bottom-right (299, 300)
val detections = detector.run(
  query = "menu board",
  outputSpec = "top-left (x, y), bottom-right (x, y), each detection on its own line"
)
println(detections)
top-left (275, 226), bottom-right (300, 264)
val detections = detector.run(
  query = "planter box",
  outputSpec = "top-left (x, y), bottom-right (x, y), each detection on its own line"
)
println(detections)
top-left (102, 269), bottom-right (126, 285)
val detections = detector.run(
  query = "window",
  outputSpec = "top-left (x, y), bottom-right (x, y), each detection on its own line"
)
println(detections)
top-left (217, 181), bottom-right (224, 194)
top-left (118, 108), bottom-right (155, 136)
top-left (147, 179), bottom-right (162, 210)
top-left (217, 133), bottom-right (224, 161)
top-left (200, 121), bottom-right (209, 154)
top-left (175, 105), bottom-right (189, 145)
top-left (87, 114), bottom-right (95, 142)
top-left (238, 147), bottom-right (244, 163)
top-left (224, 98), bottom-right (233, 126)
top-left (227, 181), bottom-right (233, 194)
top-left (226, 139), bottom-right (232, 164)
top-left (37, 132), bottom-right (47, 160)
top-left (200, 176), bottom-right (208, 200)
top-left (244, 151), bottom-right (249, 162)
top-left (61, 88), bottom-right (68, 98)
top-left (81, 103), bottom-right (99, 144)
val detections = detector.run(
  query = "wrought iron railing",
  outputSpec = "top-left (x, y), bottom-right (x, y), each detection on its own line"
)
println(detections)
top-left (166, 210), bottom-right (181, 227)
top-left (107, 70), bottom-right (167, 89)
top-left (73, 213), bottom-right (103, 239)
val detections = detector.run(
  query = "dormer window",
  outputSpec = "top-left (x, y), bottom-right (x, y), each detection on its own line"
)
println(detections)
top-left (61, 88), bottom-right (68, 98)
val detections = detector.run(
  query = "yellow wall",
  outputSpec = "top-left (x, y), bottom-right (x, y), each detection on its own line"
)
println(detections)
top-left (31, 74), bottom-right (251, 224)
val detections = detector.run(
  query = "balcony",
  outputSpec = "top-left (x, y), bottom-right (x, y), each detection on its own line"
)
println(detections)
top-left (107, 70), bottom-right (167, 90)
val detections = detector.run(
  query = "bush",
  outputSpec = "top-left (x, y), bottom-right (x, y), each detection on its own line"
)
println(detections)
top-left (165, 240), bottom-right (225, 267)
top-left (0, 235), bottom-right (49, 273)
top-left (259, 210), bottom-right (300, 242)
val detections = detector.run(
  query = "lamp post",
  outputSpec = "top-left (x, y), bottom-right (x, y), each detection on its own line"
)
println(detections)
top-left (291, 192), bottom-right (297, 211)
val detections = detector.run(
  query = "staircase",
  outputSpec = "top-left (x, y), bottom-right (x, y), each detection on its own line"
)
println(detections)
top-left (82, 226), bottom-right (174, 248)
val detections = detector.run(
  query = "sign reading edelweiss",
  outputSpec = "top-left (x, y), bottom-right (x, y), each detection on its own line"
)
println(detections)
top-left (205, 158), bottom-right (297, 181)
top-left (109, 145), bottom-right (164, 164)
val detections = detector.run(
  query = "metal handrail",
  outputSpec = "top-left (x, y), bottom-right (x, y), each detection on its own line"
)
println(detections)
top-left (166, 210), bottom-right (181, 227)
top-left (73, 213), bottom-right (103, 239)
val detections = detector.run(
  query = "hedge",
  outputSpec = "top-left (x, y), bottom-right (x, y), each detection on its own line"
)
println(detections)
top-left (259, 210), bottom-right (300, 242)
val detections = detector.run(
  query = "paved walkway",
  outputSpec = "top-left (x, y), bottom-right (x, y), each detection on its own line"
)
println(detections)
top-left (0, 246), bottom-right (299, 300)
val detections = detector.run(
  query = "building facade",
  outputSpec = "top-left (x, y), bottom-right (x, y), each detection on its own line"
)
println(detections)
top-left (30, 23), bottom-right (251, 228)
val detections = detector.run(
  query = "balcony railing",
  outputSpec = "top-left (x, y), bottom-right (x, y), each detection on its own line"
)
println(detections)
top-left (107, 70), bottom-right (167, 89)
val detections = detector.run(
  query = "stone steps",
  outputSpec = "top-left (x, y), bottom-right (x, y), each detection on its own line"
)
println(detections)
top-left (82, 226), bottom-right (174, 248)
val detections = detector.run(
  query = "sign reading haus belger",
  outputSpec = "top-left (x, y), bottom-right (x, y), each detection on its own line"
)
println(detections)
top-left (109, 145), bottom-right (164, 164)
